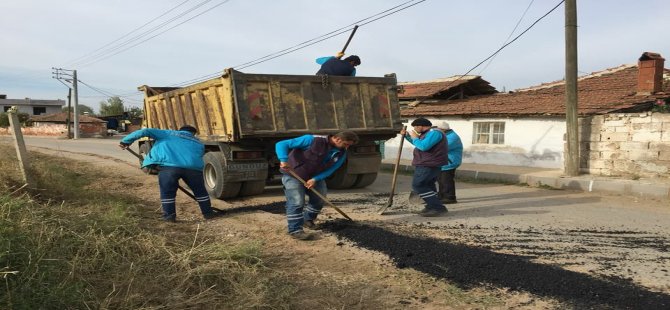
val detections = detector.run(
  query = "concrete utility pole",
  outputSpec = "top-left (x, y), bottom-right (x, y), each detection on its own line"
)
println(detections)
top-left (66, 88), bottom-right (72, 139)
top-left (52, 67), bottom-right (78, 139)
top-left (8, 108), bottom-right (32, 186)
top-left (73, 70), bottom-right (80, 139)
top-left (564, 0), bottom-right (579, 176)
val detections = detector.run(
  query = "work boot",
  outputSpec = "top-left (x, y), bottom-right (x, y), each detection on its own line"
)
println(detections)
top-left (441, 199), bottom-right (458, 204)
top-left (419, 208), bottom-right (448, 217)
top-left (303, 220), bottom-right (317, 229)
top-left (162, 217), bottom-right (177, 223)
top-left (289, 231), bottom-right (314, 241)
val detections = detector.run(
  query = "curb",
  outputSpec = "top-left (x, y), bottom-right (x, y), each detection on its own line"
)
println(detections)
top-left (379, 163), bottom-right (670, 200)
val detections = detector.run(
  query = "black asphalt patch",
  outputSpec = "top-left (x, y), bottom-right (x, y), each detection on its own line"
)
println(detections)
top-left (321, 220), bottom-right (670, 309)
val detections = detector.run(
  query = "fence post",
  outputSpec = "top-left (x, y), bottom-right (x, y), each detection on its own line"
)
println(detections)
top-left (8, 107), bottom-right (32, 187)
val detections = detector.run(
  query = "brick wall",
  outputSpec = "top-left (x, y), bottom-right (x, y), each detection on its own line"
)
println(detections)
top-left (579, 112), bottom-right (670, 178)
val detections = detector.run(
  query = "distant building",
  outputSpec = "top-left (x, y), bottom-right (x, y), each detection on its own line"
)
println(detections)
top-left (0, 94), bottom-right (65, 115)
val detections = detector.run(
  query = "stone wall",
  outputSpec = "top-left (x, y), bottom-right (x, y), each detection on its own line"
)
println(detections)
top-left (579, 112), bottom-right (670, 178)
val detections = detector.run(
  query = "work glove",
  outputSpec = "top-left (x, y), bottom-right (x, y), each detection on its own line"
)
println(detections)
top-left (336, 52), bottom-right (345, 59)
top-left (119, 142), bottom-right (130, 149)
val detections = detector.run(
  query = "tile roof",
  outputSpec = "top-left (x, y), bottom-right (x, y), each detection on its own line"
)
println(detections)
top-left (0, 98), bottom-right (65, 106)
top-left (30, 112), bottom-right (106, 123)
top-left (398, 75), bottom-right (497, 100)
top-left (401, 65), bottom-right (670, 117)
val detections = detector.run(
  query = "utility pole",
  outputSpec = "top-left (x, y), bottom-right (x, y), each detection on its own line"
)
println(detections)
top-left (72, 70), bottom-right (80, 139)
top-left (52, 67), bottom-right (80, 139)
top-left (66, 88), bottom-right (72, 139)
top-left (564, 0), bottom-right (579, 176)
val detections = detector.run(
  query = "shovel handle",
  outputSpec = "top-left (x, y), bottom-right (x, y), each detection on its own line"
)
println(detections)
top-left (340, 25), bottom-right (359, 56)
top-left (378, 126), bottom-right (406, 214)
top-left (285, 169), bottom-right (353, 221)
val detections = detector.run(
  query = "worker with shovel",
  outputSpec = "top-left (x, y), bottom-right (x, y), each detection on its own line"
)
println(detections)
top-left (275, 131), bottom-right (359, 240)
top-left (119, 125), bottom-right (222, 222)
top-left (403, 118), bottom-right (449, 217)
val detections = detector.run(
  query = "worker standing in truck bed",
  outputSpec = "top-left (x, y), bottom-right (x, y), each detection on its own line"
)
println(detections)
top-left (316, 52), bottom-right (361, 76)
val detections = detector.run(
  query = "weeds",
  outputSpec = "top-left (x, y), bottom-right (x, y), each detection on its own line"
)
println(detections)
top-left (0, 146), bottom-right (294, 309)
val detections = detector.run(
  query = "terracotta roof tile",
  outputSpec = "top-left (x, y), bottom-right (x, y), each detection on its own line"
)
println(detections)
top-left (402, 65), bottom-right (670, 117)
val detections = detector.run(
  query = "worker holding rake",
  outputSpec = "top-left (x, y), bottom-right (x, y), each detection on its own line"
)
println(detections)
top-left (275, 131), bottom-right (359, 240)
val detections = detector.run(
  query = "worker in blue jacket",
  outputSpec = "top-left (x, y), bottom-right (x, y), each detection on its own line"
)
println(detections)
top-left (275, 131), bottom-right (359, 240)
top-left (403, 118), bottom-right (449, 217)
top-left (316, 52), bottom-right (361, 76)
top-left (435, 121), bottom-right (463, 204)
top-left (119, 125), bottom-right (220, 222)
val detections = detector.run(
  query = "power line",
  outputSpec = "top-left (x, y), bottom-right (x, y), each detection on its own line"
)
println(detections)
top-left (63, 0), bottom-right (192, 66)
top-left (170, 0), bottom-right (427, 87)
top-left (73, 0), bottom-right (232, 68)
top-left (477, 0), bottom-right (535, 75)
top-left (442, 0), bottom-right (565, 92)
top-left (77, 79), bottom-right (143, 103)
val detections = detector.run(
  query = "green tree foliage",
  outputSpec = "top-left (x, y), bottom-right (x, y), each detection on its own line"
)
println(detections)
top-left (62, 104), bottom-right (95, 115)
top-left (0, 112), bottom-right (31, 127)
top-left (99, 97), bottom-right (125, 116)
top-left (126, 106), bottom-right (143, 119)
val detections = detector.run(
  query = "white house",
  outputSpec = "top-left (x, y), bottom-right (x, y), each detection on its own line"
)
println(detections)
top-left (386, 52), bottom-right (670, 176)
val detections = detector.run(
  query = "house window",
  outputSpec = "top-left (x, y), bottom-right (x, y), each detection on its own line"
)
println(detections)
top-left (33, 107), bottom-right (47, 115)
top-left (3, 106), bottom-right (11, 112)
top-left (472, 122), bottom-right (505, 144)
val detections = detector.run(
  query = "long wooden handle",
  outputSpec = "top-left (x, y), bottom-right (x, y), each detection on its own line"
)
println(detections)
top-left (340, 25), bottom-right (359, 56)
top-left (378, 126), bottom-right (406, 214)
top-left (388, 126), bottom-right (407, 200)
top-left (285, 169), bottom-right (353, 221)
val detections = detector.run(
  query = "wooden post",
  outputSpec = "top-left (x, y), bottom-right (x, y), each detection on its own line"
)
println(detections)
top-left (8, 108), bottom-right (32, 186)
top-left (564, 0), bottom-right (579, 176)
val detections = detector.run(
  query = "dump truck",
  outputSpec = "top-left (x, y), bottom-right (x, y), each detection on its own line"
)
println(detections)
top-left (138, 68), bottom-right (403, 199)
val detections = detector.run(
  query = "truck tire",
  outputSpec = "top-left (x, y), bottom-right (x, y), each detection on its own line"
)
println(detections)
top-left (239, 180), bottom-right (265, 196)
top-left (352, 173), bottom-right (378, 188)
top-left (203, 152), bottom-right (241, 199)
top-left (326, 165), bottom-right (357, 189)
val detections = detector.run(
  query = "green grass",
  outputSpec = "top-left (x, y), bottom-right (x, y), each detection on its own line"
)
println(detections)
top-left (0, 147), bottom-right (295, 309)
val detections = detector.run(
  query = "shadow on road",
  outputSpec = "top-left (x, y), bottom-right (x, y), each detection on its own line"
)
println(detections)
top-left (321, 221), bottom-right (670, 309)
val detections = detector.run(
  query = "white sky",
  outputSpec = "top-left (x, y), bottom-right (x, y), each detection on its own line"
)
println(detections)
top-left (1, 0), bottom-right (669, 112)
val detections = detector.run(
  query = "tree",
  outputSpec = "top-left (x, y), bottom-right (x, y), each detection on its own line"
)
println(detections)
top-left (0, 112), bottom-right (31, 127)
top-left (62, 104), bottom-right (94, 115)
top-left (99, 97), bottom-right (125, 116)
top-left (126, 106), bottom-right (143, 119)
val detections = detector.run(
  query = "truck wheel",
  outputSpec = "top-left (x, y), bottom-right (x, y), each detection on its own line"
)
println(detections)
top-left (239, 180), bottom-right (266, 196)
top-left (203, 152), bottom-right (241, 199)
top-left (326, 166), bottom-right (357, 189)
top-left (352, 173), bottom-right (378, 188)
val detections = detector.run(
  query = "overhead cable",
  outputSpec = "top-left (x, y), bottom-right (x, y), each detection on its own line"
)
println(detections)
top-left (171, 0), bottom-right (427, 87)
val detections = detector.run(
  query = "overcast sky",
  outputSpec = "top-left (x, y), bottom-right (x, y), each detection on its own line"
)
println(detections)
top-left (1, 0), bottom-right (669, 112)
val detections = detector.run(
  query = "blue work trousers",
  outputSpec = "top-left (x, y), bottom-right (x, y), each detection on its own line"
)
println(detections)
top-left (158, 166), bottom-right (213, 221)
top-left (412, 166), bottom-right (446, 211)
top-left (281, 174), bottom-right (326, 234)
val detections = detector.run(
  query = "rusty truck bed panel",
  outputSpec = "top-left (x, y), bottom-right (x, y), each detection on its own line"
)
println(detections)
top-left (140, 69), bottom-right (402, 142)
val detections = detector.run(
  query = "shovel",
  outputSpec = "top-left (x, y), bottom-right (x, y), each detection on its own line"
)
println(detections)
top-left (285, 168), bottom-right (353, 221)
top-left (378, 126), bottom-right (407, 215)
top-left (124, 147), bottom-right (226, 213)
